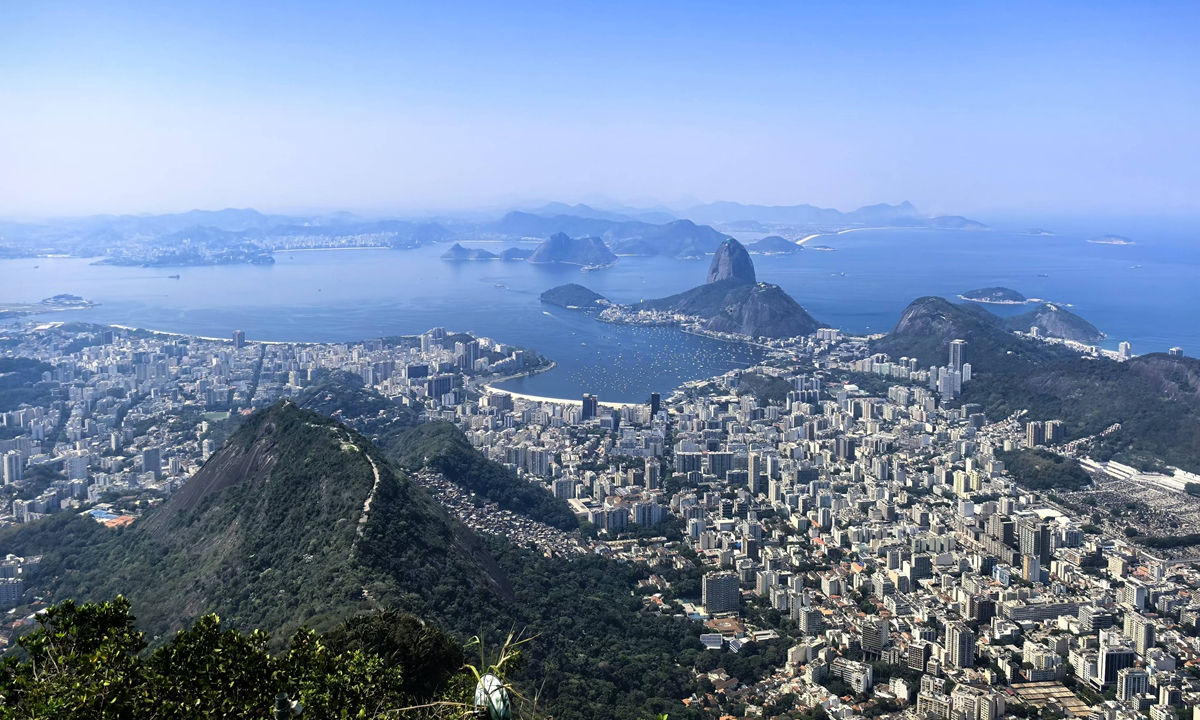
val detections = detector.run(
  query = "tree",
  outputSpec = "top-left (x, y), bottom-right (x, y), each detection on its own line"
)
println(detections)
top-left (0, 597), bottom-right (467, 720)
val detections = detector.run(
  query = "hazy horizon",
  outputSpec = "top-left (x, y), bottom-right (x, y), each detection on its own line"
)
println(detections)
top-left (2, 2), bottom-right (1198, 218)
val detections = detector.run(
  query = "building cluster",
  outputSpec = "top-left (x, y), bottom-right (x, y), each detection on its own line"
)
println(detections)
top-left (442, 333), bottom-right (1200, 718)
top-left (5, 318), bottom-right (1200, 718)
top-left (0, 322), bottom-right (532, 533)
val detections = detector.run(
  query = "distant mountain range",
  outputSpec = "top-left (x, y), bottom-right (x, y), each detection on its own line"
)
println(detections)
top-left (673, 200), bottom-right (987, 231)
top-left (0, 200), bottom-right (986, 264)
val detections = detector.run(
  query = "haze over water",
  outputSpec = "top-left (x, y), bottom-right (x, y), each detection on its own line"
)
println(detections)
top-left (3, 223), bottom-right (1198, 402)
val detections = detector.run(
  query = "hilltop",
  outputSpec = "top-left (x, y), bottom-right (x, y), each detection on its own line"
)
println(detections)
top-left (872, 296), bottom-right (1053, 372)
top-left (0, 402), bottom-right (510, 641)
top-left (1004, 303), bottom-right (1106, 343)
top-left (872, 297), bottom-right (1200, 472)
top-left (707, 238), bottom-right (756, 283)
top-left (527, 232), bottom-right (617, 266)
top-left (440, 243), bottom-right (497, 260)
top-left (747, 235), bottom-right (801, 254)
top-left (0, 402), bottom-right (704, 719)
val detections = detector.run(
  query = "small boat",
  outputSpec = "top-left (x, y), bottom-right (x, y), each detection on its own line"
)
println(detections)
top-left (168, 274), bottom-right (180, 279)
top-left (1130, 265), bottom-right (1142, 269)
top-left (1038, 273), bottom-right (1049, 277)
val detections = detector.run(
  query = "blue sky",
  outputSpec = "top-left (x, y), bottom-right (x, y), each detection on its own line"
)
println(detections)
top-left (1, 1), bottom-right (1198, 217)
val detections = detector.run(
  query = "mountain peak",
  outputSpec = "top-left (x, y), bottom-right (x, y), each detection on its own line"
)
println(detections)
top-left (707, 238), bottom-right (756, 284)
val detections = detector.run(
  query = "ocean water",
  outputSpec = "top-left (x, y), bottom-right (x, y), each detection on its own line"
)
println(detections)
top-left (1, 222), bottom-right (1197, 402)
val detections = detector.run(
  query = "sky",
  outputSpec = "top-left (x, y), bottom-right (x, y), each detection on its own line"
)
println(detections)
top-left (1, 1), bottom-right (1198, 218)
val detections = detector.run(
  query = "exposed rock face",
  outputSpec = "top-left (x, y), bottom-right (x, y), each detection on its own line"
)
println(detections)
top-left (707, 238), bottom-right (756, 284)
top-left (700, 282), bottom-right (821, 337)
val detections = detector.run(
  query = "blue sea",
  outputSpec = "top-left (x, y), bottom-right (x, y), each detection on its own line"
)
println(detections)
top-left (2, 219), bottom-right (1197, 402)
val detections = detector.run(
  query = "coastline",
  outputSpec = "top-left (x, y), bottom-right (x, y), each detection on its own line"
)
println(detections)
top-left (956, 295), bottom-right (1027, 305)
top-left (484, 361), bottom-right (647, 408)
top-left (107, 324), bottom-right (291, 345)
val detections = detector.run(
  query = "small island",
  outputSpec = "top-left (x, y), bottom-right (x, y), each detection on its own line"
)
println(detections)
top-left (499, 247), bottom-right (533, 260)
top-left (540, 283), bottom-right (612, 310)
top-left (0, 294), bottom-right (97, 319)
top-left (747, 235), bottom-right (802, 255)
top-left (1018, 228), bottom-right (1055, 236)
top-left (1088, 234), bottom-right (1135, 246)
top-left (440, 243), bottom-right (499, 260)
top-left (958, 286), bottom-right (1028, 305)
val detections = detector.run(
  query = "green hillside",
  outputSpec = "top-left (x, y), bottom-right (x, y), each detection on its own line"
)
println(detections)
top-left (873, 296), bottom-right (1200, 472)
top-left (0, 403), bottom-right (508, 643)
top-left (0, 403), bottom-right (700, 719)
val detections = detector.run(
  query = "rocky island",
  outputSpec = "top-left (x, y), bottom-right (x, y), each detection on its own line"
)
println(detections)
top-left (958, 286), bottom-right (1028, 304)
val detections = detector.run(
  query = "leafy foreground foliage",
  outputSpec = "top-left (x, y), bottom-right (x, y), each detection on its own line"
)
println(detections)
top-left (0, 598), bottom-right (489, 720)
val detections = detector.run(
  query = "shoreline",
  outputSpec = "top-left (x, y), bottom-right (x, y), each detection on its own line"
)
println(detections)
top-left (957, 295), bottom-right (1028, 305)
top-left (277, 246), bottom-right (391, 252)
top-left (483, 361), bottom-right (649, 408)
top-left (107, 324), bottom-right (291, 345)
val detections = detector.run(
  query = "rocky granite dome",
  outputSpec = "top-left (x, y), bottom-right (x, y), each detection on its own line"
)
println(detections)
top-left (630, 240), bottom-right (822, 338)
top-left (706, 238), bottom-right (757, 283)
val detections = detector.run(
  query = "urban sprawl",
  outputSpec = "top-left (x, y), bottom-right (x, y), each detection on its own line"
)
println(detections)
top-left (2, 320), bottom-right (1200, 720)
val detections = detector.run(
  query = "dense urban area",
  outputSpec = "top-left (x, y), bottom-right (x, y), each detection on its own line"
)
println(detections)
top-left (2, 317), bottom-right (1200, 720)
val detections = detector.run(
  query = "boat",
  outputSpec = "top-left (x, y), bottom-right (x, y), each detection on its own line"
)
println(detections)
top-left (168, 274), bottom-right (180, 279)
top-left (1130, 264), bottom-right (1142, 269)
top-left (1038, 273), bottom-right (1049, 277)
